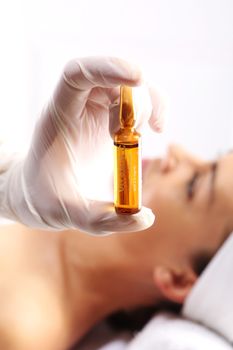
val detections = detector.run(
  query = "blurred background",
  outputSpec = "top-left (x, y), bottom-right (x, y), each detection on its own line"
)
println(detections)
top-left (0, 0), bottom-right (233, 160)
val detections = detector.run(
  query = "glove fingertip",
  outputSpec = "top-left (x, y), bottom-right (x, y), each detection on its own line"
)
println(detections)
top-left (84, 201), bottom-right (155, 235)
top-left (135, 206), bottom-right (156, 229)
top-left (113, 206), bottom-right (155, 233)
top-left (111, 57), bottom-right (144, 86)
top-left (147, 85), bottom-right (168, 133)
top-left (149, 112), bottom-right (165, 133)
top-left (109, 102), bottom-right (120, 139)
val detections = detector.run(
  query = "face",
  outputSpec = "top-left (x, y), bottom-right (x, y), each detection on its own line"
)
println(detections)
top-left (142, 144), bottom-right (233, 270)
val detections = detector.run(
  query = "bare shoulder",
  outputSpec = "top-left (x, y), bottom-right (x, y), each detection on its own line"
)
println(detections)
top-left (0, 224), bottom-right (71, 350)
top-left (0, 313), bottom-right (68, 350)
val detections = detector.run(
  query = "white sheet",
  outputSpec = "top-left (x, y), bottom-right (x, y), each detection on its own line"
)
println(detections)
top-left (76, 321), bottom-right (132, 350)
top-left (75, 312), bottom-right (232, 350)
top-left (127, 312), bottom-right (232, 350)
top-left (183, 233), bottom-right (233, 344)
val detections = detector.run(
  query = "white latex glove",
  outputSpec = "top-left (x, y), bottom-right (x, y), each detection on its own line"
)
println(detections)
top-left (0, 57), bottom-right (165, 234)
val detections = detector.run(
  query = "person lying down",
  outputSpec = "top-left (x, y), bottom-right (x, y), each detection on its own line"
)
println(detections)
top-left (0, 144), bottom-right (233, 350)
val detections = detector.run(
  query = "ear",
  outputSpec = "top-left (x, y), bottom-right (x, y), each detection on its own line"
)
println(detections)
top-left (153, 266), bottom-right (197, 304)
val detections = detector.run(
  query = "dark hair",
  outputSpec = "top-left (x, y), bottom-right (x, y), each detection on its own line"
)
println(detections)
top-left (107, 251), bottom-right (212, 332)
top-left (107, 301), bottom-right (182, 332)
top-left (191, 250), bottom-right (212, 276)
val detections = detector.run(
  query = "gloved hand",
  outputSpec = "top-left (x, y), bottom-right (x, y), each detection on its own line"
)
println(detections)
top-left (0, 57), bottom-right (165, 234)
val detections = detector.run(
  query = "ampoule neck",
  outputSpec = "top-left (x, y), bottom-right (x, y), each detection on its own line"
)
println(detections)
top-left (120, 125), bottom-right (135, 132)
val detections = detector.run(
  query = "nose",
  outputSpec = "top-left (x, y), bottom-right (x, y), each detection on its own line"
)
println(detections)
top-left (161, 144), bottom-right (209, 174)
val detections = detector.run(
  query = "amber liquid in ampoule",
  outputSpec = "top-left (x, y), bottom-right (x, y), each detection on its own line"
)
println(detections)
top-left (114, 86), bottom-right (142, 215)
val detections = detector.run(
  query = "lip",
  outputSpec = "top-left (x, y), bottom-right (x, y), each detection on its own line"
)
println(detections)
top-left (142, 158), bottom-right (164, 176)
top-left (142, 159), bottom-right (151, 173)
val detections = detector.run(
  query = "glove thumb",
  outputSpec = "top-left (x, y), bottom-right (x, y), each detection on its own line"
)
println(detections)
top-left (83, 200), bottom-right (155, 235)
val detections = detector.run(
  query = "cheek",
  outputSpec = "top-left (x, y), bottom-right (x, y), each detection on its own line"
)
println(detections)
top-left (142, 174), bottom-right (182, 214)
top-left (142, 175), bottom-right (200, 238)
top-left (142, 176), bottom-right (184, 238)
top-left (142, 173), bottom-right (225, 260)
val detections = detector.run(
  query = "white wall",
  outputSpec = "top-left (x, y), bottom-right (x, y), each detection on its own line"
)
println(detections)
top-left (1, 0), bottom-right (233, 159)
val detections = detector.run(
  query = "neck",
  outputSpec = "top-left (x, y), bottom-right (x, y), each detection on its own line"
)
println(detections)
top-left (61, 229), bottom-right (160, 343)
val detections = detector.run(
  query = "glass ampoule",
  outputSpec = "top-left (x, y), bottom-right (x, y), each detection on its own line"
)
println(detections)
top-left (114, 85), bottom-right (142, 215)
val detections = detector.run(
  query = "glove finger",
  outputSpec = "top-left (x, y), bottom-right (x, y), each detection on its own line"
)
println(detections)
top-left (52, 56), bottom-right (143, 122)
top-left (90, 202), bottom-right (155, 235)
top-left (63, 56), bottom-right (143, 91)
top-left (109, 84), bottom-right (166, 137)
top-left (132, 84), bottom-right (153, 131)
top-left (68, 199), bottom-right (155, 235)
top-left (109, 84), bottom-right (152, 138)
top-left (87, 86), bottom-right (120, 106)
top-left (132, 84), bottom-right (166, 133)
top-left (147, 85), bottom-right (166, 133)
top-left (109, 101), bottom-right (121, 139)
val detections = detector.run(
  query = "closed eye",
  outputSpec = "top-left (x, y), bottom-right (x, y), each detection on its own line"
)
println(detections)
top-left (187, 172), bottom-right (199, 200)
